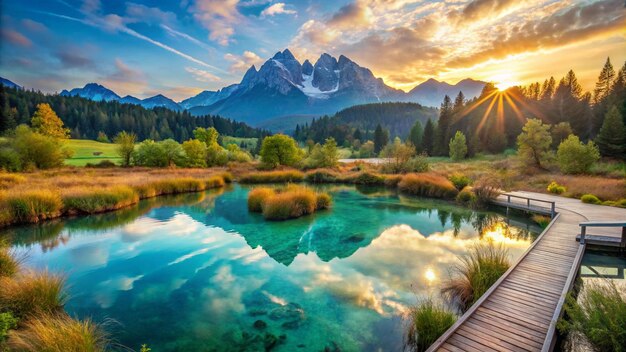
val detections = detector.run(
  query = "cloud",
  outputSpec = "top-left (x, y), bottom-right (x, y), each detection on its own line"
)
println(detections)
top-left (261, 3), bottom-right (297, 17)
top-left (185, 67), bottom-right (221, 82)
top-left (224, 50), bottom-right (264, 73)
top-left (1, 29), bottom-right (32, 47)
top-left (56, 50), bottom-right (94, 69)
top-left (21, 19), bottom-right (48, 33)
top-left (81, 0), bottom-right (101, 14)
top-left (125, 2), bottom-right (177, 25)
top-left (327, 2), bottom-right (371, 28)
top-left (189, 0), bottom-right (241, 46)
top-left (102, 58), bottom-right (147, 96)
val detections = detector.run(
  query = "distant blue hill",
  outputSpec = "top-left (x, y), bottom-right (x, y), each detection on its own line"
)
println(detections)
top-left (0, 77), bottom-right (21, 89)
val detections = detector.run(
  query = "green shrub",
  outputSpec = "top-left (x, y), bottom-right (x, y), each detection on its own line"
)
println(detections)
top-left (62, 186), bottom-right (138, 214)
top-left (617, 199), bottom-right (626, 208)
top-left (0, 148), bottom-right (22, 172)
top-left (581, 194), bottom-right (601, 204)
top-left (448, 173), bottom-right (470, 190)
top-left (303, 138), bottom-right (338, 169)
top-left (12, 125), bottom-right (71, 170)
top-left (182, 139), bottom-right (207, 168)
top-left (7, 313), bottom-right (110, 352)
top-left (351, 172), bottom-right (385, 185)
top-left (557, 135), bottom-right (600, 174)
top-left (405, 154), bottom-right (430, 173)
top-left (304, 170), bottom-right (339, 183)
top-left (260, 134), bottom-right (302, 168)
top-left (0, 271), bottom-right (66, 318)
top-left (0, 312), bottom-right (18, 343)
top-left (558, 281), bottom-right (626, 352)
top-left (85, 160), bottom-right (117, 168)
top-left (602, 200), bottom-right (617, 206)
top-left (239, 170), bottom-right (304, 184)
top-left (455, 188), bottom-right (477, 206)
top-left (442, 242), bottom-right (510, 312)
top-left (398, 174), bottom-right (458, 199)
top-left (405, 299), bottom-right (457, 352)
top-left (4, 190), bottom-right (63, 223)
top-left (449, 131), bottom-right (468, 161)
top-left (547, 181), bottom-right (566, 194)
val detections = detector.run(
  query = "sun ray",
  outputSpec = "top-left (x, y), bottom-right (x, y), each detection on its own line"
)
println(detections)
top-left (503, 92), bottom-right (526, 124)
top-left (476, 93), bottom-right (498, 133)
top-left (451, 90), bottom-right (498, 125)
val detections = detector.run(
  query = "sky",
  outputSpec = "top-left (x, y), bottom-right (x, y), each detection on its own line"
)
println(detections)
top-left (0, 0), bottom-right (625, 101)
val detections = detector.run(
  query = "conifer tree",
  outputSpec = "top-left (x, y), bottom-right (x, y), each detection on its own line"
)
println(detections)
top-left (593, 57), bottom-right (615, 104)
top-left (434, 95), bottom-right (453, 156)
top-left (596, 105), bottom-right (626, 158)
top-left (408, 120), bottom-right (423, 153)
top-left (31, 103), bottom-right (69, 139)
top-left (373, 124), bottom-right (388, 154)
top-left (422, 119), bottom-right (435, 156)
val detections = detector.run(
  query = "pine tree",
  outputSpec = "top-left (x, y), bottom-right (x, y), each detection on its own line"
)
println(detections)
top-left (453, 91), bottom-right (465, 111)
top-left (593, 57), bottom-right (615, 104)
top-left (31, 103), bottom-right (69, 138)
top-left (422, 119), bottom-right (435, 155)
top-left (408, 120), bottom-right (423, 153)
top-left (373, 124), bottom-right (388, 154)
top-left (434, 95), bottom-right (453, 156)
top-left (596, 105), bottom-right (626, 158)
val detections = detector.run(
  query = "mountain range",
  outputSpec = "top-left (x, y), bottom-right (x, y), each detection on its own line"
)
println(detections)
top-left (3, 49), bottom-right (485, 126)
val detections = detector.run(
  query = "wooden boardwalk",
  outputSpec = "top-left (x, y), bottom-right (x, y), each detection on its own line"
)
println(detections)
top-left (428, 191), bottom-right (626, 352)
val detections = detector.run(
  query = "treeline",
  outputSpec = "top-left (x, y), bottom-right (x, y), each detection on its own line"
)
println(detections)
top-left (0, 86), bottom-right (269, 142)
top-left (293, 102), bottom-right (437, 145)
top-left (422, 57), bottom-right (626, 157)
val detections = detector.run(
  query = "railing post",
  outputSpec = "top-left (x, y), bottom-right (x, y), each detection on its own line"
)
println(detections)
top-left (527, 198), bottom-right (530, 208)
top-left (551, 203), bottom-right (555, 218)
top-left (507, 195), bottom-right (511, 203)
top-left (580, 225), bottom-right (586, 245)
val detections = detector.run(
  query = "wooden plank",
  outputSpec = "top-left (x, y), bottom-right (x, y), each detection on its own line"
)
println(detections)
top-left (463, 320), bottom-right (542, 350)
top-left (456, 326), bottom-right (528, 352)
top-left (476, 306), bottom-right (548, 333)
top-left (472, 312), bottom-right (546, 341)
top-left (448, 335), bottom-right (494, 352)
top-left (493, 287), bottom-right (556, 309)
top-left (484, 299), bottom-right (552, 323)
top-left (486, 295), bottom-right (553, 316)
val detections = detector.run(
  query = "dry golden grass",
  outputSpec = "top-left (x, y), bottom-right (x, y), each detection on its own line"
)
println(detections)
top-left (247, 185), bottom-right (331, 220)
top-left (247, 187), bottom-right (275, 212)
top-left (239, 170), bottom-right (304, 183)
top-left (398, 173), bottom-right (458, 199)
top-left (0, 270), bottom-right (66, 318)
top-left (8, 313), bottom-right (110, 352)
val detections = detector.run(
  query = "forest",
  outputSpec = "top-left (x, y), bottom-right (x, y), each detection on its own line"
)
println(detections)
top-left (0, 87), bottom-right (269, 142)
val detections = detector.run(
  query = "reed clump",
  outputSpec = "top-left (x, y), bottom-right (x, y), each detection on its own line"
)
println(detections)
top-left (3, 189), bottom-right (63, 223)
top-left (0, 271), bottom-right (66, 318)
top-left (63, 186), bottom-right (138, 214)
top-left (0, 241), bottom-right (20, 278)
top-left (441, 242), bottom-right (510, 312)
top-left (7, 313), bottom-right (110, 352)
top-left (398, 174), bottom-right (458, 199)
top-left (239, 170), bottom-right (304, 184)
top-left (248, 185), bottom-right (331, 220)
top-left (405, 298), bottom-right (457, 352)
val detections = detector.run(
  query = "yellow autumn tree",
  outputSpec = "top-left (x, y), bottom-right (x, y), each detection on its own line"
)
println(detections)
top-left (31, 103), bottom-right (69, 139)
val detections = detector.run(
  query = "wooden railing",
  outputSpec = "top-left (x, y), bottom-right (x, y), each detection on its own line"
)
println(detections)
top-left (502, 193), bottom-right (557, 218)
top-left (579, 221), bottom-right (626, 245)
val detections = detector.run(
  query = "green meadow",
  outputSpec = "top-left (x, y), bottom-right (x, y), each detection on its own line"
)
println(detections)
top-left (63, 139), bottom-right (122, 166)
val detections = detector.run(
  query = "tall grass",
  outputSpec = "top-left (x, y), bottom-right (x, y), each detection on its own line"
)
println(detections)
top-left (398, 174), bottom-right (458, 199)
top-left (0, 241), bottom-right (21, 277)
top-left (0, 173), bottom-right (26, 189)
top-left (441, 242), bottom-right (510, 312)
top-left (472, 176), bottom-right (502, 205)
top-left (405, 298), bottom-right (457, 352)
top-left (248, 185), bottom-right (331, 220)
top-left (63, 186), bottom-right (138, 214)
top-left (7, 313), bottom-right (110, 352)
top-left (239, 170), bottom-right (304, 183)
top-left (0, 271), bottom-right (66, 318)
top-left (3, 190), bottom-right (63, 223)
top-left (559, 280), bottom-right (626, 352)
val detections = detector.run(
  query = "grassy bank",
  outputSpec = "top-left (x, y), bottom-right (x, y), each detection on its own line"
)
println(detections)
top-left (0, 168), bottom-right (231, 227)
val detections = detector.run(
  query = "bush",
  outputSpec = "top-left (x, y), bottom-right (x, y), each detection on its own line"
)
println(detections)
top-left (12, 125), bottom-right (70, 170)
top-left (0, 312), bottom-right (18, 344)
top-left (303, 138), bottom-right (338, 169)
top-left (248, 187), bottom-right (275, 212)
top-left (556, 135), bottom-right (600, 174)
top-left (405, 299), bottom-right (457, 352)
top-left (581, 194), bottom-right (601, 204)
top-left (133, 140), bottom-right (166, 167)
top-left (85, 160), bottom-right (117, 168)
top-left (0, 148), bottom-right (22, 172)
top-left (62, 186), bottom-right (138, 214)
top-left (472, 176), bottom-right (502, 205)
top-left (398, 174), bottom-right (458, 199)
top-left (547, 181), bottom-right (566, 194)
top-left (405, 154), bottom-right (430, 173)
top-left (4, 190), bottom-right (63, 223)
top-left (455, 188), bottom-right (477, 206)
top-left (7, 313), bottom-right (110, 352)
top-left (182, 139), bottom-right (207, 168)
top-left (449, 131), bottom-right (468, 161)
top-left (351, 172), bottom-right (385, 185)
top-left (380, 138), bottom-right (416, 174)
top-left (442, 242), bottom-right (510, 312)
top-left (304, 170), bottom-right (339, 183)
top-left (448, 173), bottom-right (470, 190)
top-left (0, 271), bottom-right (66, 318)
top-left (617, 199), bottom-right (626, 208)
top-left (260, 134), bottom-right (302, 168)
top-left (239, 170), bottom-right (304, 184)
top-left (558, 281), bottom-right (626, 352)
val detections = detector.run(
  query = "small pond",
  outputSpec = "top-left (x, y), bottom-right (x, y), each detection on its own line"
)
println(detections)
top-left (3, 184), bottom-right (541, 351)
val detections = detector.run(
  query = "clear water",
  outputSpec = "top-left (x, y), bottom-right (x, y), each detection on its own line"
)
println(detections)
top-left (3, 185), bottom-right (540, 351)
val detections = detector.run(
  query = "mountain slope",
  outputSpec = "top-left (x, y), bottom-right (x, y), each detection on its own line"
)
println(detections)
top-left (0, 77), bottom-right (21, 89)
top-left (408, 78), bottom-right (485, 107)
top-left (60, 83), bottom-right (182, 110)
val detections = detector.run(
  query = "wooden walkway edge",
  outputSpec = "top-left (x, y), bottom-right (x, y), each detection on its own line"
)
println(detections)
top-left (427, 192), bottom-right (626, 352)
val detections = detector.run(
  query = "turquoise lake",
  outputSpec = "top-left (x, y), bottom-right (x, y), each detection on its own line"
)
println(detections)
top-left (3, 185), bottom-right (541, 351)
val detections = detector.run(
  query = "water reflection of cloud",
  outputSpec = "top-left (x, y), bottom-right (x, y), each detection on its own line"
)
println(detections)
top-left (94, 274), bottom-right (144, 308)
top-left (69, 242), bottom-right (109, 267)
top-left (121, 213), bottom-right (202, 243)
